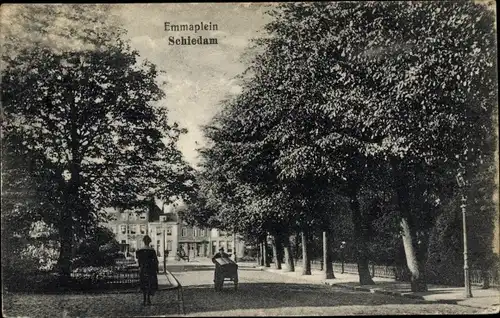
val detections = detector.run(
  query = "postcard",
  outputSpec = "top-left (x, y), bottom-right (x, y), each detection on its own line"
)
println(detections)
top-left (1, 2), bottom-right (498, 316)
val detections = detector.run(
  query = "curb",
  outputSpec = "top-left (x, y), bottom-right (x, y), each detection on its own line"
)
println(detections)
top-left (260, 266), bottom-right (464, 306)
top-left (329, 282), bottom-right (459, 305)
top-left (256, 267), bottom-right (497, 311)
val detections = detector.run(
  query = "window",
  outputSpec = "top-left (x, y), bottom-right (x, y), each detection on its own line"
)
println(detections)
top-left (140, 225), bottom-right (146, 234)
top-left (200, 229), bottom-right (205, 236)
top-left (129, 213), bottom-right (136, 221)
top-left (156, 226), bottom-right (162, 236)
top-left (120, 225), bottom-right (127, 234)
top-left (166, 240), bottom-right (172, 251)
top-left (220, 230), bottom-right (226, 236)
top-left (139, 213), bottom-right (146, 220)
top-left (121, 213), bottom-right (127, 220)
top-left (181, 228), bottom-right (187, 237)
top-left (227, 242), bottom-right (233, 253)
top-left (167, 226), bottom-right (172, 235)
top-left (129, 225), bottom-right (136, 235)
top-left (156, 240), bottom-right (161, 253)
top-left (193, 228), bottom-right (198, 237)
top-left (121, 240), bottom-right (126, 244)
top-left (160, 216), bottom-right (167, 222)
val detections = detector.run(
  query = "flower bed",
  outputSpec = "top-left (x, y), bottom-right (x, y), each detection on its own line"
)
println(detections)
top-left (4, 265), bottom-right (141, 293)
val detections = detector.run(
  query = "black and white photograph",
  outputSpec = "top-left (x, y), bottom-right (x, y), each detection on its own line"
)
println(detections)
top-left (1, 2), bottom-right (499, 316)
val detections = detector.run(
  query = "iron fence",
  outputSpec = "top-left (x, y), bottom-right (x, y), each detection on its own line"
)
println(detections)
top-left (470, 268), bottom-right (500, 288)
top-left (71, 266), bottom-right (140, 286)
top-left (305, 260), bottom-right (499, 288)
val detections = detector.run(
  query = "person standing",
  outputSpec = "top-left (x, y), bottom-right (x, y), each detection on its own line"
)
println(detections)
top-left (136, 235), bottom-right (159, 306)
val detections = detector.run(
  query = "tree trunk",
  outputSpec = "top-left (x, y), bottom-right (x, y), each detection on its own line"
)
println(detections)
top-left (283, 234), bottom-right (295, 272)
top-left (271, 235), bottom-right (282, 269)
top-left (257, 241), bottom-right (261, 266)
top-left (392, 159), bottom-right (428, 292)
top-left (259, 241), bottom-right (264, 266)
top-left (264, 238), bottom-right (270, 267)
top-left (294, 234), bottom-right (300, 263)
top-left (57, 207), bottom-right (73, 286)
top-left (349, 191), bottom-right (375, 285)
top-left (323, 231), bottom-right (335, 279)
top-left (301, 230), bottom-right (311, 275)
top-left (57, 170), bottom-right (79, 286)
top-left (58, 103), bottom-right (82, 287)
top-left (400, 217), bottom-right (428, 292)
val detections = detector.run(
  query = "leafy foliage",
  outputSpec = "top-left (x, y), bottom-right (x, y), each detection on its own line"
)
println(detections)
top-left (184, 1), bottom-right (497, 289)
top-left (1, 5), bottom-right (195, 279)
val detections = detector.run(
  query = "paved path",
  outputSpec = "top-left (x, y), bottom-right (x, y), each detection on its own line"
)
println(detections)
top-left (258, 263), bottom-right (500, 312)
top-left (170, 267), bottom-right (490, 316)
top-left (3, 264), bottom-right (497, 316)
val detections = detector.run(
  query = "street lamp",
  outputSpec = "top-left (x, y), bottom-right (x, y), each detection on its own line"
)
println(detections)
top-left (163, 228), bottom-right (167, 273)
top-left (340, 241), bottom-right (346, 274)
top-left (456, 171), bottom-right (473, 298)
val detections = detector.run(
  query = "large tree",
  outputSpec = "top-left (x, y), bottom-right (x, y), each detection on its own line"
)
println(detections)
top-left (246, 1), bottom-right (496, 291)
top-left (2, 41), bottom-right (194, 283)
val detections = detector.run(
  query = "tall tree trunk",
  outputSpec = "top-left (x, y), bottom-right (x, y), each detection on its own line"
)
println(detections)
top-left (259, 240), bottom-right (264, 266)
top-left (392, 159), bottom-right (428, 292)
top-left (264, 238), bottom-right (270, 267)
top-left (257, 240), bottom-right (263, 266)
top-left (301, 230), bottom-right (311, 275)
top-left (400, 217), bottom-right (428, 292)
top-left (58, 167), bottom-right (80, 285)
top-left (57, 205), bottom-right (73, 286)
top-left (283, 234), bottom-right (295, 272)
top-left (271, 234), bottom-right (282, 269)
top-left (58, 102), bottom-right (82, 286)
top-left (294, 234), bottom-right (300, 263)
top-left (323, 231), bottom-right (335, 279)
top-left (349, 190), bottom-right (375, 285)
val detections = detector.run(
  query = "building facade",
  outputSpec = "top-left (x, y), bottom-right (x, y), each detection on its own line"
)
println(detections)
top-left (102, 201), bottom-right (246, 260)
top-left (104, 206), bottom-right (151, 257)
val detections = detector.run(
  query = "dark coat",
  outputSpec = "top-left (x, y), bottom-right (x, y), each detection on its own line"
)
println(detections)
top-left (136, 247), bottom-right (159, 294)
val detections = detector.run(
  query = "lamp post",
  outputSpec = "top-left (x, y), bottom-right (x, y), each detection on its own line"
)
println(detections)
top-left (163, 228), bottom-right (167, 273)
top-left (340, 241), bottom-right (346, 274)
top-left (456, 172), bottom-right (473, 298)
top-left (233, 230), bottom-right (238, 263)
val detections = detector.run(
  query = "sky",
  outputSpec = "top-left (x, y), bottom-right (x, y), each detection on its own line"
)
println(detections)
top-left (112, 3), bottom-right (273, 167)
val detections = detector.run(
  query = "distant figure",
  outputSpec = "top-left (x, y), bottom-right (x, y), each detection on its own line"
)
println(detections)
top-left (136, 235), bottom-right (159, 306)
top-left (177, 246), bottom-right (188, 261)
top-left (188, 247), bottom-right (195, 262)
top-left (212, 247), bottom-right (229, 264)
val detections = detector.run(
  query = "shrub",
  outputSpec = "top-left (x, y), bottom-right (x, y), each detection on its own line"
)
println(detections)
top-left (72, 227), bottom-right (121, 268)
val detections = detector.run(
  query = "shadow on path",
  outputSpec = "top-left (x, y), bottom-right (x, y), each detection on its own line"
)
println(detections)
top-left (181, 281), bottom-right (433, 315)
